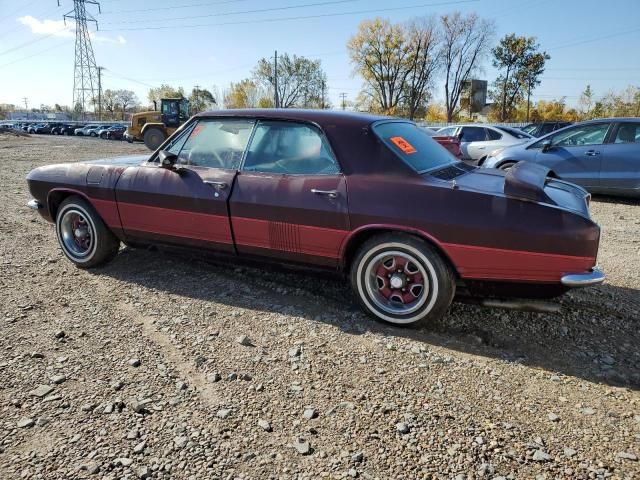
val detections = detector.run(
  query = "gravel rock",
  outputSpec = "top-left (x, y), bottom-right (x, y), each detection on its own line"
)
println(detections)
top-left (236, 335), bottom-right (252, 346)
top-left (395, 422), bottom-right (410, 434)
top-left (257, 419), bottom-right (272, 431)
top-left (547, 412), bottom-right (560, 422)
top-left (54, 330), bottom-right (65, 339)
top-left (292, 437), bottom-right (311, 455)
top-left (303, 408), bottom-right (318, 420)
top-left (617, 452), bottom-right (637, 461)
top-left (563, 447), bottom-right (577, 457)
top-left (206, 372), bottom-right (221, 383)
top-left (217, 408), bottom-right (231, 419)
top-left (128, 358), bottom-right (141, 367)
top-left (17, 417), bottom-right (34, 428)
top-left (50, 375), bottom-right (66, 385)
top-left (29, 384), bottom-right (54, 397)
top-left (532, 450), bottom-right (553, 462)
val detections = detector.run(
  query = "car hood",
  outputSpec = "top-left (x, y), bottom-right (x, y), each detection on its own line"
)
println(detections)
top-left (443, 162), bottom-right (591, 217)
top-left (85, 155), bottom-right (149, 166)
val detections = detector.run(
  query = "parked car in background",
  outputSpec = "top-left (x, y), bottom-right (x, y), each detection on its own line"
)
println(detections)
top-left (27, 109), bottom-right (604, 328)
top-left (27, 124), bottom-right (45, 134)
top-left (423, 127), bottom-right (462, 158)
top-left (521, 121), bottom-right (572, 137)
top-left (106, 125), bottom-right (127, 140)
top-left (98, 125), bottom-right (124, 139)
top-left (436, 124), bottom-right (532, 164)
top-left (75, 125), bottom-right (99, 136)
top-left (58, 124), bottom-right (81, 136)
top-left (482, 118), bottom-right (640, 197)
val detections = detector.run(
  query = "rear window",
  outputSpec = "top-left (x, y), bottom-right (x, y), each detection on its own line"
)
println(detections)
top-left (373, 122), bottom-right (457, 173)
top-left (495, 126), bottom-right (531, 139)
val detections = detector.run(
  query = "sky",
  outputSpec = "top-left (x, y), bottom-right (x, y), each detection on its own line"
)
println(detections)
top-left (0, 0), bottom-right (639, 111)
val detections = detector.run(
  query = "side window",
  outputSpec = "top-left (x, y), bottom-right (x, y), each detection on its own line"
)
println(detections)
top-left (540, 123), bottom-right (556, 135)
top-left (460, 127), bottom-right (487, 142)
top-left (437, 126), bottom-right (457, 136)
top-left (243, 121), bottom-right (340, 175)
top-left (174, 119), bottom-right (255, 169)
top-left (486, 128), bottom-right (502, 140)
top-left (552, 123), bottom-right (610, 147)
top-left (614, 123), bottom-right (640, 144)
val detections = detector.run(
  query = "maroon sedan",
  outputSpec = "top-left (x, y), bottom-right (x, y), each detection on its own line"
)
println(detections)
top-left (26, 110), bottom-right (604, 327)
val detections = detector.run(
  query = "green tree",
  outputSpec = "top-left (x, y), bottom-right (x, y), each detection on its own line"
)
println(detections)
top-left (254, 53), bottom-right (327, 108)
top-left (188, 87), bottom-right (216, 114)
top-left (491, 34), bottom-right (549, 121)
top-left (578, 85), bottom-right (594, 119)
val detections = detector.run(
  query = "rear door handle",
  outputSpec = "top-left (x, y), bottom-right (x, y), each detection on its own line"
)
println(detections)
top-left (585, 150), bottom-right (600, 156)
top-left (204, 180), bottom-right (228, 189)
top-left (311, 189), bottom-right (338, 198)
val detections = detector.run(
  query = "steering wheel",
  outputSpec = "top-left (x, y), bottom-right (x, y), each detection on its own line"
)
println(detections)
top-left (188, 148), bottom-right (225, 168)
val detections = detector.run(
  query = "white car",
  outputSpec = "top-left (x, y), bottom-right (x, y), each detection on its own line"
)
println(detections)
top-left (436, 125), bottom-right (532, 164)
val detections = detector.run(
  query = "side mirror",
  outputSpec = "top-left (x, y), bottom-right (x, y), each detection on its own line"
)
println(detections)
top-left (158, 150), bottom-right (178, 170)
top-left (541, 140), bottom-right (553, 153)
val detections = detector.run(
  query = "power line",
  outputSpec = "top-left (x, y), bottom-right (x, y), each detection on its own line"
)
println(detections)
top-left (101, 0), bottom-right (251, 15)
top-left (549, 26), bottom-right (640, 51)
top-left (101, 0), bottom-right (361, 26)
top-left (100, 0), bottom-right (479, 32)
top-left (0, 38), bottom-right (71, 69)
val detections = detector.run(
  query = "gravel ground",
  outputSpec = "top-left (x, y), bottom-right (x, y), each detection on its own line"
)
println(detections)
top-left (1, 134), bottom-right (639, 479)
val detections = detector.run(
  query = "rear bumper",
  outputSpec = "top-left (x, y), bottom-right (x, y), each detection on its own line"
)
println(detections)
top-left (561, 267), bottom-right (605, 287)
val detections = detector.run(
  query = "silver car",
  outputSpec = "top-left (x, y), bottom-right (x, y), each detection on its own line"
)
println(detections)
top-left (436, 124), bottom-right (532, 163)
top-left (482, 119), bottom-right (640, 198)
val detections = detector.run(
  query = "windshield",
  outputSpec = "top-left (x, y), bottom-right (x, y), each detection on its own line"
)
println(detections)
top-left (373, 121), bottom-right (458, 173)
top-left (495, 126), bottom-right (532, 139)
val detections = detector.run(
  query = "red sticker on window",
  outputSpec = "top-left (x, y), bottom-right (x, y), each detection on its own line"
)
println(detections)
top-left (191, 124), bottom-right (204, 137)
top-left (390, 136), bottom-right (417, 154)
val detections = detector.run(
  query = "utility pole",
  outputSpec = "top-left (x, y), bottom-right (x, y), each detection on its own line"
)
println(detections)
top-left (23, 97), bottom-right (29, 119)
top-left (193, 84), bottom-right (200, 114)
top-left (339, 92), bottom-right (347, 111)
top-left (321, 80), bottom-right (326, 109)
top-left (273, 50), bottom-right (279, 108)
top-left (526, 79), bottom-right (532, 123)
top-left (97, 66), bottom-right (103, 120)
top-left (60, 0), bottom-right (101, 120)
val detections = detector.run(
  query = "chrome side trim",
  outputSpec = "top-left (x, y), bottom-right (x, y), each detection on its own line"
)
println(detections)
top-left (27, 199), bottom-right (42, 210)
top-left (561, 267), bottom-right (605, 287)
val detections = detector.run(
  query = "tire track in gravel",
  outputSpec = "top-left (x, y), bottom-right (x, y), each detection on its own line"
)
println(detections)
top-left (93, 281), bottom-right (225, 409)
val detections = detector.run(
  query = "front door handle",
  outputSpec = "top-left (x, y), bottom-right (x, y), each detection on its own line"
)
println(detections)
top-left (585, 150), bottom-right (600, 156)
top-left (311, 188), bottom-right (338, 198)
top-left (204, 180), bottom-right (228, 189)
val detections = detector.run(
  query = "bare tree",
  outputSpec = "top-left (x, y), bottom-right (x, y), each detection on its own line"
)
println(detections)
top-left (115, 90), bottom-right (139, 120)
top-left (440, 12), bottom-right (494, 121)
top-left (403, 17), bottom-right (441, 120)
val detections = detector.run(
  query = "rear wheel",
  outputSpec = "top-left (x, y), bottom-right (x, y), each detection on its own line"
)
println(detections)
top-left (350, 233), bottom-right (455, 327)
top-left (143, 127), bottom-right (166, 150)
top-left (498, 161), bottom-right (517, 171)
top-left (55, 196), bottom-right (120, 268)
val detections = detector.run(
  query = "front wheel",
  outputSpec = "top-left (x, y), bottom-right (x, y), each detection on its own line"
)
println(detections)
top-left (350, 233), bottom-right (455, 327)
top-left (143, 128), bottom-right (166, 150)
top-left (55, 196), bottom-right (120, 268)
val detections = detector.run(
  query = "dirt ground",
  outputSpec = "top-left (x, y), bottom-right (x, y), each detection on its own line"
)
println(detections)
top-left (0, 134), bottom-right (638, 479)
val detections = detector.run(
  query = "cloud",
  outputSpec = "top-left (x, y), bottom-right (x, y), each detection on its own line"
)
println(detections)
top-left (18, 15), bottom-right (74, 37)
top-left (18, 15), bottom-right (126, 45)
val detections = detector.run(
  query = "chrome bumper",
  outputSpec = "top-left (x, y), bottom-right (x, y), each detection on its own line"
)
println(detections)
top-left (27, 199), bottom-right (42, 210)
top-left (561, 268), bottom-right (605, 288)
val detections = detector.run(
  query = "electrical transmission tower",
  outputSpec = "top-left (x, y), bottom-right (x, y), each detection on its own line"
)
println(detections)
top-left (59, 0), bottom-right (101, 119)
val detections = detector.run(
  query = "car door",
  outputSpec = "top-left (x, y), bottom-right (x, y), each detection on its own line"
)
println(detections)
top-left (115, 118), bottom-right (255, 251)
top-left (599, 122), bottom-right (640, 194)
top-left (229, 120), bottom-right (350, 267)
top-left (459, 126), bottom-right (489, 160)
top-left (533, 122), bottom-right (612, 189)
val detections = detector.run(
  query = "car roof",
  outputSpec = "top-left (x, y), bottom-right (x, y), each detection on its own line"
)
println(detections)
top-left (195, 108), bottom-right (392, 129)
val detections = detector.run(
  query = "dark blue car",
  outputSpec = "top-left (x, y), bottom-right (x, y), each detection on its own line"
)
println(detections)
top-left (482, 118), bottom-right (640, 197)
